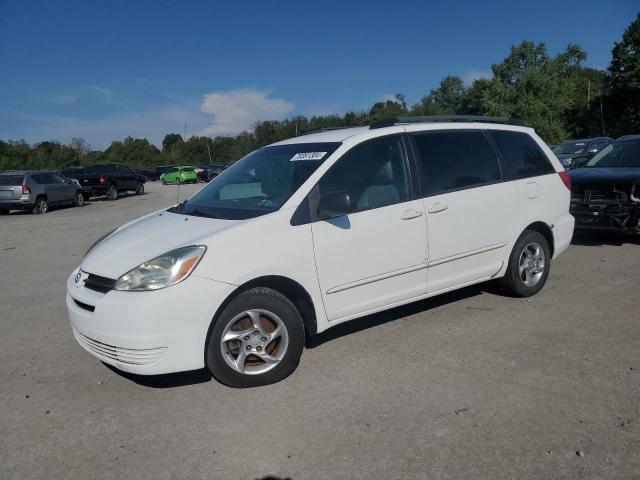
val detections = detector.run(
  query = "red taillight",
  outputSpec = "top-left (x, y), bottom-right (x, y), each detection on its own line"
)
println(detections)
top-left (99, 175), bottom-right (106, 185)
top-left (558, 171), bottom-right (571, 190)
top-left (22, 184), bottom-right (31, 194)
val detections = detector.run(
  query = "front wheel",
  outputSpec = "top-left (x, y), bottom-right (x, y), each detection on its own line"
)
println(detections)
top-left (176, 178), bottom-right (182, 185)
top-left (499, 230), bottom-right (551, 297)
top-left (161, 178), bottom-right (166, 185)
top-left (74, 191), bottom-right (84, 207)
top-left (107, 184), bottom-right (118, 200)
top-left (135, 182), bottom-right (144, 195)
top-left (206, 287), bottom-right (305, 388)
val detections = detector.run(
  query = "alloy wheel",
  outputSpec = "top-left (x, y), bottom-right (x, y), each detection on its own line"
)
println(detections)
top-left (518, 242), bottom-right (545, 287)
top-left (219, 309), bottom-right (289, 375)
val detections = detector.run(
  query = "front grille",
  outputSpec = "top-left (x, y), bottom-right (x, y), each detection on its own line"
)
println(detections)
top-left (73, 329), bottom-right (167, 365)
top-left (74, 299), bottom-right (95, 312)
top-left (84, 273), bottom-right (116, 293)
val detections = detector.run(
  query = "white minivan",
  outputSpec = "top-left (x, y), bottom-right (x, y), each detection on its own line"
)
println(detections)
top-left (66, 116), bottom-right (574, 387)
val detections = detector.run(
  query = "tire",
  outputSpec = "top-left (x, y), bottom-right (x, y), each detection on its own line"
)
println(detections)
top-left (176, 178), bottom-right (181, 185)
top-left (0, 208), bottom-right (9, 215)
top-left (135, 182), bottom-right (144, 195)
top-left (32, 196), bottom-right (48, 214)
top-left (107, 184), bottom-right (118, 201)
top-left (74, 190), bottom-right (84, 207)
top-left (206, 287), bottom-right (305, 388)
top-left (499, 229), bottom-right (551, 297)
top-left (82, 192), bottom-right (91, 202)
top-left (161, 178), bottom-right (166, 185)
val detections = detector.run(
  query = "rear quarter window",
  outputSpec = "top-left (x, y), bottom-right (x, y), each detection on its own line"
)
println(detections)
top-left (489, 130), bottom-right (555, 180)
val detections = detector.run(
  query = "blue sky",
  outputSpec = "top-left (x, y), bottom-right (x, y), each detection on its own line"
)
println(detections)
top-left (0, 0), bottom-right (637, 149)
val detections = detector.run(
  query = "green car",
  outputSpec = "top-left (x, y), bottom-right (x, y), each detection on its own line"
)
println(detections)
top-left (160, 166), bottom-right (199, 185)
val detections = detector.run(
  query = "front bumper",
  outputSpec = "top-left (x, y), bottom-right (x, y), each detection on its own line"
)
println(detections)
top-left (66, 269), bottom-right (235, 375)
top-left (570, 199), bottom-right (640, 233)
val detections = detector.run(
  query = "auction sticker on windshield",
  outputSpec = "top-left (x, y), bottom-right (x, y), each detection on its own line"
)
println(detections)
top-left (290, 152), bottom-right (327, 161)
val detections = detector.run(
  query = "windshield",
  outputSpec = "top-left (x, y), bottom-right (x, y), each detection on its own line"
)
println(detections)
top-left (586, 140), bottom-right (640, 168)
top-left (171, 142), bottom-right (341, 220)
top-left (554, 141), bottom-right (586, 155)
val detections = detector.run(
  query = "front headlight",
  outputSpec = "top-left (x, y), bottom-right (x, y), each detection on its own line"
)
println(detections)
top-left (114, 246), bottom-right (206, 292)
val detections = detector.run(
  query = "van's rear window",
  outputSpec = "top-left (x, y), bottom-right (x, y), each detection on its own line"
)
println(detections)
top-left (0, 175), bottom-right (24, 186)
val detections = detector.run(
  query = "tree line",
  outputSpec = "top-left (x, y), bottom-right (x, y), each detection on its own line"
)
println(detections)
top-left (1, 13), bottom-right (638, 172)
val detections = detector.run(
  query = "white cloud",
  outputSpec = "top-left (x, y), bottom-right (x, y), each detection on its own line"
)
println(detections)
top-left (462, 69), bottom-right (492, 86)
top-left (198, 88), bottom-right (294, 137)
top-left (47, 93), bottom-right (80, 105)
top-left (88, 85), bottom-right (114, 99)
top-left (1, 106), bottom-right (210, 149)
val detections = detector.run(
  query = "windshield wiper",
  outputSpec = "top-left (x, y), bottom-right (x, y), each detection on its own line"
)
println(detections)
top-left (190, 208), bottom-right (226, 219)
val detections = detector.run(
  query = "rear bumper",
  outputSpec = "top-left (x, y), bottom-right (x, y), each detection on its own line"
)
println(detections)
top-left (552, 212), bottom-right (575, 258)
top-left (0, 198), bottom-right (34, 210)
top-left (81, 186), bottom-right (107, 196)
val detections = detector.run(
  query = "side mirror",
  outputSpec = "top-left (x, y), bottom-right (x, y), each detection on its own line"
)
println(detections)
top-left (317, 191), bottom-right (353, 219)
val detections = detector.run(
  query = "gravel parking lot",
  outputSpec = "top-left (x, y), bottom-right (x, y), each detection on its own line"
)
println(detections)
top-left (1, 181), bottom-right (639, 479)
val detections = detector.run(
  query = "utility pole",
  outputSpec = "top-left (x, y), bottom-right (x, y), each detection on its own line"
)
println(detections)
top-left (600, 94), bottom-right (606, 136)
top-left (587, 79), bottom-right (591, 110)
top-left (206, 143), bottom-right (213, 165)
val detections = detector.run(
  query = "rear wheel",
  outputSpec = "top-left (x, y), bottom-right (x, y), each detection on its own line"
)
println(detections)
top-left (176, 177), bottom-right (182, 185)
top-left (500, 230), bottom-right (550, 297)
top-left (206, 287), bottom-right (305, 388)
top-left (161, 178), bottom-right (166, 185)
top-left (107, 184), bottom-right (118, 200)
top-left (74, 191), bottom-right (84, 207)
top-left (135, 182), bottom-right (144, 195)
top-left (32, 196), bottom-right (48, 214)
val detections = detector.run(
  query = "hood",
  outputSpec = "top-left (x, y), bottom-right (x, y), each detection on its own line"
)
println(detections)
top-left (81, 210), bottom-right (239, 278)
top-left (569, 167), bottom-right (640, 185)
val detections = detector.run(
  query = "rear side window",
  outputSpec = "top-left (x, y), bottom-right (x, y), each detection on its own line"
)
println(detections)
top-left (30, 173), bottom-right (45, 184)
top-left (411, 131), bottom-right (501, 196)
top-left (0, 175), bottom-right (24, 186)
top-left (489, 130), bottom-right (554, 180)
top-left (182, 167), bottom-right (195, 172)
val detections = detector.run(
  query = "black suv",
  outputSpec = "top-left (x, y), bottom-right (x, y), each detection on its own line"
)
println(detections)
top-left (63, 164), bottom-right (146, 200)
top-left (553, 137), bottom-right (613, 169)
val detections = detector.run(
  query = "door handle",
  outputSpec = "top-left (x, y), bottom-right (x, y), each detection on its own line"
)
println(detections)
top-left (428, 203), bottom-right (449, 214)
top-left (401, 209), bottom-right (424, 220)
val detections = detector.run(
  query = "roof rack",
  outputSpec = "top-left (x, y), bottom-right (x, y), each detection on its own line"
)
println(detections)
top-left (370, 115), bottom-right (523, 129)
top-left (300, 126), bottom-right (361, 136)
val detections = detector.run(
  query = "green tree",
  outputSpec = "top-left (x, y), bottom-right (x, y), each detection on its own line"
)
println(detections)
top-left (430, 76), bottom-right (466, 114)
top-left (485, 41), bottom-right (587, 142)
top-left (162, 133), bottom-right (183, 154)
top-left (605, 13), bottom-right (640, 136)
top-left (105, 137), bottom-right (162, 168)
